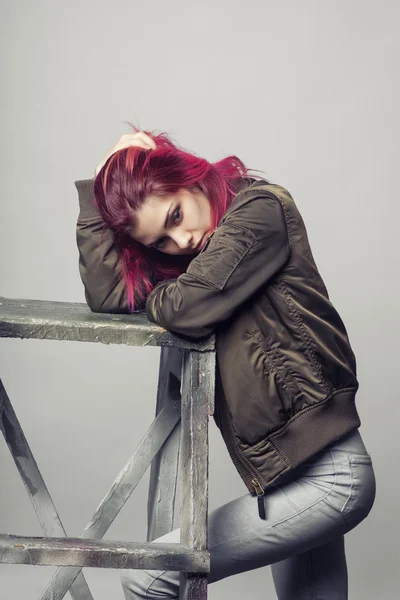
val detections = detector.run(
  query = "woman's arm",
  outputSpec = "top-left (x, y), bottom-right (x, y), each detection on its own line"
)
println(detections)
top-left (76, 130), bottom-right (156, 312)
top-left (145, 192), bottom-right (291, 339)
top-left (76, 179), bottom-right (129, 313)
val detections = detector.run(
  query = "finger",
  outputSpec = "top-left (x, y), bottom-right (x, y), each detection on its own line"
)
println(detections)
top-left (117, 134), bottom-right (154, 150)
top-left (136, 131), bottom-right (157, 149)
top-left (120, 131), bottom-right (156, 149)
top-left (115, 139), bottom-right (150, 151)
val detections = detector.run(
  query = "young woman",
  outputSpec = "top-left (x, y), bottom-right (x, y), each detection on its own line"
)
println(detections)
top-left (75, 129), bottom-right (376, 599)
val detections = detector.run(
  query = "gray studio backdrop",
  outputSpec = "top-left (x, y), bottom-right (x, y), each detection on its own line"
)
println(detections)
top-left (0, 1), bottom-right (398, 599)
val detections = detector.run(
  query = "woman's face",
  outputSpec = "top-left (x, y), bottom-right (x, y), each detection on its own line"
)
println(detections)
top-left (130, 188), bottom-right (212, 255)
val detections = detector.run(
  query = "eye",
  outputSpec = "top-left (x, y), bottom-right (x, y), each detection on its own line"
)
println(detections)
top-left (152, 206), bottom-right (181, 250)
top-left (153, 237), bottom-right (167, 249)
top-left (172, 206), bottom-right (181, 224)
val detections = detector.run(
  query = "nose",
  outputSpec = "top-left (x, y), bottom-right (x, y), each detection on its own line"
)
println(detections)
top-left (171, 229), bottom-right (193, 251)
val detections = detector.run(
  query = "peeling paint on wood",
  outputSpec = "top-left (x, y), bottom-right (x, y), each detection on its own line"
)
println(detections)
top-left (0, 535), bottom-right (209, 572)
top-left (0, 297), bottom-right (215, 351)
top-left (148, 347), bottom-right (182, 542)
top-left (180, 573), bottom-right (208, 600)
top-left (179, 350), bottom-right (215, 599)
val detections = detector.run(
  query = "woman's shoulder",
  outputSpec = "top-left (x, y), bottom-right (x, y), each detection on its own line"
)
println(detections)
top-left (217, 179), bottom-right (291, 242)
top-left (225, 178), bottom-right (292, 221)
top-left (237, 177), bottom-right (292, 199)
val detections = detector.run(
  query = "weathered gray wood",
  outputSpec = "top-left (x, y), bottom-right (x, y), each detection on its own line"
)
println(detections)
top-left (0, 380), bottom-right (94, 600)
top-left (147, 347), bottom-right (182, 541)
top-left (162, 345), bottom-right (184, 382)
top-left (0, 297), bottom-right (215, 351)
top-left (38, 392), bottom-right (181, 600)
top-left (203, 351), bottom-right (216, 418)
top-left (180, 350), bottom-right (215, 550)
top-left (179, 350), bottom-right (215, 600)
top-left (0, 535), bottom-right (209, 572)
top-left (0, 296), bottom-right (216, 600)
top-left (180, 574), bottom-right (208, 600)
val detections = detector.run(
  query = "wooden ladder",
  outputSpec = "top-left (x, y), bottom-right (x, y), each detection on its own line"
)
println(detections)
top-left (0, 297), bottom-right (216, 600)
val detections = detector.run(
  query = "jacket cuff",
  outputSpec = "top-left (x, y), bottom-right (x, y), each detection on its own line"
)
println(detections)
top-left (75, 178), bottom-right (99, 220)
top-left (145, 279), bottom-right (178, 324)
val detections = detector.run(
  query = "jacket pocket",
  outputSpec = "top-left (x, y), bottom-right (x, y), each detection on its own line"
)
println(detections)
top-left (187, 224), bottom-right (256, 290)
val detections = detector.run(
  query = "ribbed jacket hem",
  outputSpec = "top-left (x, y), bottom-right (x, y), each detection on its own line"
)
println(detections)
top-left (243, 388), bottom-right (361, 490)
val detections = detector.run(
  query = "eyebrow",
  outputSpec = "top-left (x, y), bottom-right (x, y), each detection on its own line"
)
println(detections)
top-left (145, 203), bottom-right (173, 248)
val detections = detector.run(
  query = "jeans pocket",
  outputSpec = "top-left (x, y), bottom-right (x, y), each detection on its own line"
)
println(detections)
top-left (341, 455), bottom-right (376, 530)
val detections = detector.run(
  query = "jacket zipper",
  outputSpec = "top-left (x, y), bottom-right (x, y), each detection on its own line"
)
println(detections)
top-left (252, 478), bottom-right (267, 520)
top-left (217, 396), bottom-right (267, 520)
top-left (203, 206), bottom-right (268, 518)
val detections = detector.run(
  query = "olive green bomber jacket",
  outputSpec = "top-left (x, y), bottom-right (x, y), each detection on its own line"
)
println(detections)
top-left (75, 177), bottom-right (361, 509)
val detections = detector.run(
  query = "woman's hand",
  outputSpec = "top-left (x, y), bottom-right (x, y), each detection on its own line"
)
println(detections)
top-left (94, 131), bottom-right (157, 176)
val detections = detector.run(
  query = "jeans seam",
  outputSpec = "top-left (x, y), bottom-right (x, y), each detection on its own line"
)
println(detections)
top-left (307, 551), bottom-right (318, 600)
top-left (341, 456), bottom-right (354, 520)
top-left (271, 448), bottom-right (338, 528)
top-left (340, 456), bottom-right (354, 522)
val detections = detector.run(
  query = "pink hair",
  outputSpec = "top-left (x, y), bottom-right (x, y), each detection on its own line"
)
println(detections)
top-left (93, 127), bottom-right (262, 311)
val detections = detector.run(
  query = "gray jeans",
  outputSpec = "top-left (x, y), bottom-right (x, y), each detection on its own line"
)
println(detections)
top-left (121, 429), bottom-right (376, 600)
